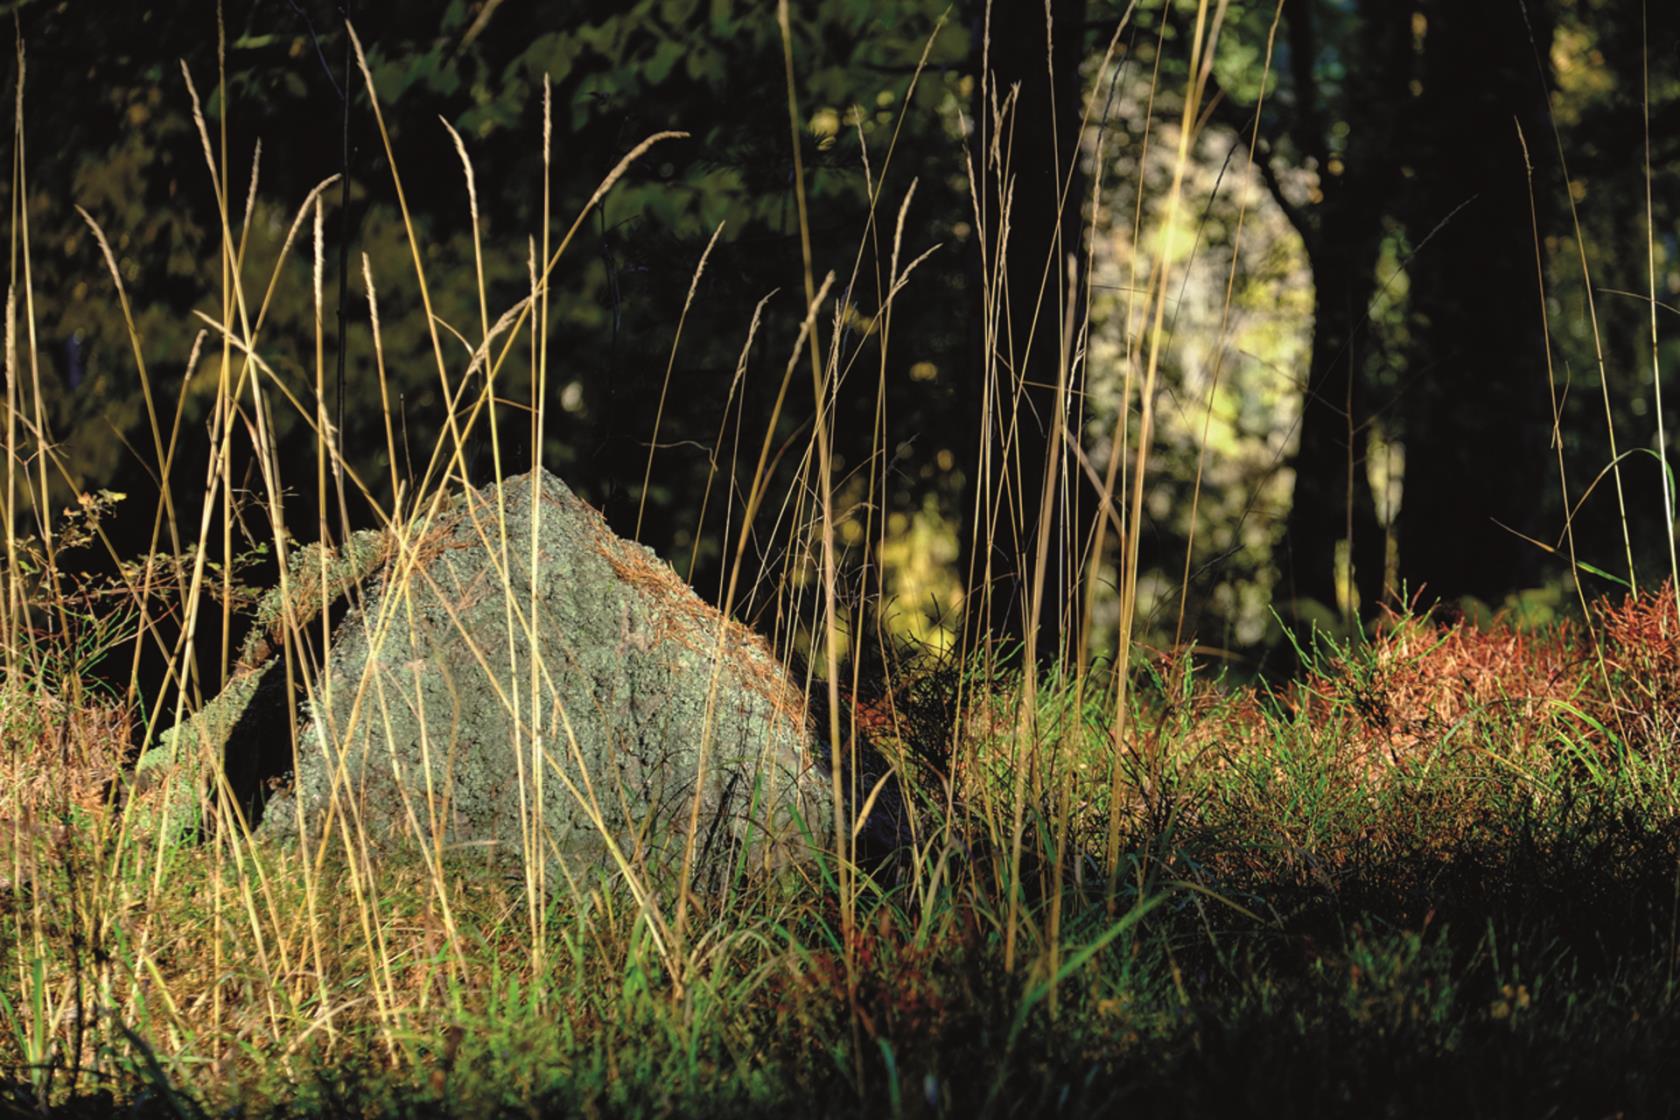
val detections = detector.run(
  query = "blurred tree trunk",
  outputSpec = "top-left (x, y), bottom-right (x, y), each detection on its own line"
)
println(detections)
top-left (1271, 1), bottom-right (1412, 626)
top-left (1394, 0), bottom-right (1558, 607)
top-left (961, 0), bottom-right (1090, 665)
top-left (1281, 201), bottom-right (1390, 625)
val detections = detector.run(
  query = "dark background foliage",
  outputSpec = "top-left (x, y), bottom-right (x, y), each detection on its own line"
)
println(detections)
top-left (6, 0), bottom-right (1679, 691)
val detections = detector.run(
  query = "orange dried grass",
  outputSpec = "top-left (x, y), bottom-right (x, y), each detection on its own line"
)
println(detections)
top-left (1589, 580), bottom-right (1680, 750)
top-left (0, 684), bottom-right (132, 893)
top-left (1298, 616), bottom-right (1583, 780)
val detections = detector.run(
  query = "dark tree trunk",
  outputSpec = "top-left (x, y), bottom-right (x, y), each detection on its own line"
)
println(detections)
top-left (1394, 0), bottom-right (1558, 608)
top-left (1274, 0), bottom-right (1413, 627)
top-left (961, 0), bottom-right (1090, 664)
top-left (1278, 215), bottom-right (1389, 623)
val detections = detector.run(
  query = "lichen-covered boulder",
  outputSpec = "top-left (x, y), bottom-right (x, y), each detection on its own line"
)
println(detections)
top-left (128, 528), bottom-right (392, 841)
top-left (144, 469), bottom-right (831, 890)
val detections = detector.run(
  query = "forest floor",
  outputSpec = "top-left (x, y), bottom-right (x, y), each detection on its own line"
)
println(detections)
top-left (4, 584), bottom-right (1680, 1118)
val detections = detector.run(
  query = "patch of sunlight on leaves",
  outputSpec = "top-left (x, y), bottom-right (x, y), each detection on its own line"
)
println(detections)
top-left (876, 496), bottom-right (963, 653)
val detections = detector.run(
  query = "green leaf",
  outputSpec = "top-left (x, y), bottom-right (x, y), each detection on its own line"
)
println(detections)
top-left (1576, 559), bottom-right (1632, 589)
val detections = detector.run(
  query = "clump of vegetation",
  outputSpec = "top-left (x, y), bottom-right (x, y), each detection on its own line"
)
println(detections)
top-left (6, 583), bottom-right (1680, 1117)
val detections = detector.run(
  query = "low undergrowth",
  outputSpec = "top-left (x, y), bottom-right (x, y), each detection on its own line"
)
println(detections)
top-left (4, 586), bottom-right (1680, 1118)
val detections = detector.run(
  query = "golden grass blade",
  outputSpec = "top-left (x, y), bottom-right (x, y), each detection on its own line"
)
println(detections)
top-left (637, 219), bottom-right (725, 541)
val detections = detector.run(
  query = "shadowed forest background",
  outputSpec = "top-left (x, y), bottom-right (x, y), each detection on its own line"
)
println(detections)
top-left (10, 0), bottom-right (1680, 685)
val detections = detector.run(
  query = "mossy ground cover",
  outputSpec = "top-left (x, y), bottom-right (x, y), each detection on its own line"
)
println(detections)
top-left (5, 587), bottom-right (1679, 1118)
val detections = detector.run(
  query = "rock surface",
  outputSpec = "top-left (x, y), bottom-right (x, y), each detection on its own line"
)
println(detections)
top-left (137, 469), bottom-right (831, 888)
